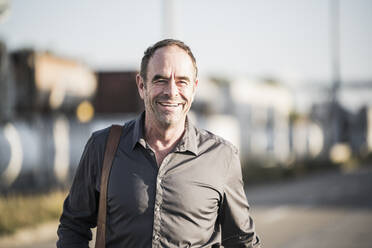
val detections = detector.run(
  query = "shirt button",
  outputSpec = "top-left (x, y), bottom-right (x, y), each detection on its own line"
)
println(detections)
top-left (158, 178), bottom-right (162, 184)
top-left (155, 206), bottom-right (160, 212)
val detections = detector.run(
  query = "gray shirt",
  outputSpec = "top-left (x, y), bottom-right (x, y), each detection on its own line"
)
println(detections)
top-left (57, 113), bottom-right (260, 248)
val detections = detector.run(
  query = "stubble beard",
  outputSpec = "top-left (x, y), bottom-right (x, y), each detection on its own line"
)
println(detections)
top-left (145, 94), bottom-right (188, 128)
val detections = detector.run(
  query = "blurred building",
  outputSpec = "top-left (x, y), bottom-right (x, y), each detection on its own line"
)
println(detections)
top-left (94, 71), bottom-right (143, 114)
top-left (311, 81), bottom-right (372, 161)
top-left (193, 76), bottom-right (326, 166)
top-left (0, 41), bottom-right (14, 121)
top-left (230, 78), bottom-right (293, 163)
top-left (0, 47), bottom-right (142, 193)
top-left (1, 49), bottom-right (97, 120)
top-left (194, 75), bottom-right (372, 167)
top-left (1, 41), bottom-right (371, 192)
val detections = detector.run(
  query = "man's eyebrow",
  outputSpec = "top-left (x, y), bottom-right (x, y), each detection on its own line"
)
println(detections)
top-left (177, 76), bottom-right (191, 82)
top-left (151, 75), bottom-right (191, 82)
top-left (151, 74), bottom-right (168, 82)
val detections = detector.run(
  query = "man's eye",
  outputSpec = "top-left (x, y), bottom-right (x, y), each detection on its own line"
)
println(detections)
top-left (179, 81), bottom-right (188, 85)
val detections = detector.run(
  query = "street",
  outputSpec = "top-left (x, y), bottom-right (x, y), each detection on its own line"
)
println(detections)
top-left (2, 166), bottom-right (372, 248)
top-left (248, 166), bottom-right (372, 248)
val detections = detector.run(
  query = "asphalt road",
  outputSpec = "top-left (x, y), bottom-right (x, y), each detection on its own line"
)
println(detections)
top-left (2, 166), bottom-right (372, 248)
top-left (247, 166), bottom-right (372, 248)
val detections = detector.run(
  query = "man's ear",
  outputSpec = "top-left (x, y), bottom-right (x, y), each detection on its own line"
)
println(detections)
top-left (194, 78), bottom-right (199, 88)
top-left (192, 78), bottom-right (199, 94)
top-left (136, 74), bottom-right (145, 99)
top-left (190, 78), bottom-right (199, 103)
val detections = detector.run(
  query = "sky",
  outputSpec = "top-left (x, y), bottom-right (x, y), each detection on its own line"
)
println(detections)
top-left (0, 0), bottom-right (371, 86)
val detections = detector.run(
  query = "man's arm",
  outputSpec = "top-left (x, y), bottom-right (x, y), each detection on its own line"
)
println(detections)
top-left (220, 147), bottom-right (261, 248)
top-left (57, 135), bottom-right (101, 248)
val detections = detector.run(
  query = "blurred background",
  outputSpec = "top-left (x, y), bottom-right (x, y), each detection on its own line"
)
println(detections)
top-left (0, 0), bottom-right (371, 247)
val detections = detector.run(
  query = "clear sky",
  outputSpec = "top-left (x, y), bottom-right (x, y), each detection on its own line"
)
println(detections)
top-left (0, 0), bottom-right (371, 85)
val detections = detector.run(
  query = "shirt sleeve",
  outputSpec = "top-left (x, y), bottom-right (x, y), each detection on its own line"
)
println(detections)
top-left (220, 147), bottom-right (261, 248)
top-left (57, 134), bottom-right (101, 248)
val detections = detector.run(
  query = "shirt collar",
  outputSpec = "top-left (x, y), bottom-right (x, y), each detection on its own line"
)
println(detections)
top-left (174, 117), bottom-right (198, 156)
top-left (131, 112), bottom-right (146, 150)
top-left (131, 112), bottom-right (198, 156)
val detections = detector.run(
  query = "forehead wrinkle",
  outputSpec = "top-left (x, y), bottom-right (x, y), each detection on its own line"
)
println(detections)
top-left (147, 46), bottom-right (195, 82)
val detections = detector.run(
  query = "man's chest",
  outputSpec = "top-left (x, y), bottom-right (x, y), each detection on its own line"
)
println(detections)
top-left (106, 148), bottom-right (226, 218)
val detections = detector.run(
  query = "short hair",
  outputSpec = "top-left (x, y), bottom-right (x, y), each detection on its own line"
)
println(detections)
top-left (139, 39), bottom-right (198, 82)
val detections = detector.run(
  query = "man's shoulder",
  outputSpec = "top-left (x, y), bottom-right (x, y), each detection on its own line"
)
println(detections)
top-left (91, 126), bottom-right (111, 141)
top-left (90, 119), bottom-right (136, 146)
top-left (194, 126), bottom-right (239, 155)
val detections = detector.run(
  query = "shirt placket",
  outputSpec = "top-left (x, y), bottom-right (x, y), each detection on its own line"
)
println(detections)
top-left (151, 153), bottom-right (172, 248)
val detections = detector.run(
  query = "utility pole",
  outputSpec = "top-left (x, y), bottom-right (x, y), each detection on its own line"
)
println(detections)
top-left (329, 0), bottom-right (341, 145)
top-left (162, 0), bottom-right (177, 38)
top-left (330, 0), bottom-right (341, 101)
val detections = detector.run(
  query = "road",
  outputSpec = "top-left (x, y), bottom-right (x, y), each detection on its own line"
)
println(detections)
top-left (247, 166), bottom-right (372, 248)
top-left (2, 166), bottom-right (372, 248)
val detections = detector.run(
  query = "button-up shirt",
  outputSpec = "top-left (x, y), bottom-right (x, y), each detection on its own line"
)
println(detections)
top-left (57, 113), bottom-right (260, 248)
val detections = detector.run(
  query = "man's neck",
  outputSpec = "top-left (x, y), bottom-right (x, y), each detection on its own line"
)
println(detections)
top-left (144, 116), bottom-right (186, 165)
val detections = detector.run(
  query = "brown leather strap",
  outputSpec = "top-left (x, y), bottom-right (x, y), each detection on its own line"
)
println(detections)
top-left (95, 125), bottom-right (122, 248)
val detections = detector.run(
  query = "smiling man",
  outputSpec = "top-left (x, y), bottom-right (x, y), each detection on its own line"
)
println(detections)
top-left (136, 42), bottom-right (198, 166)
top-left (57, 39), bottom-right (260, 248)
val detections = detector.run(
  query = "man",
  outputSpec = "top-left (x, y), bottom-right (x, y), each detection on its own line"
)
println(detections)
top-left (57, 39), bottom-right (260, 247)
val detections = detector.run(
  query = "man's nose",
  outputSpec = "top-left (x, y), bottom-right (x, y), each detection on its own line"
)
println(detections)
top-left (164, 79), bottom-right (179, 97)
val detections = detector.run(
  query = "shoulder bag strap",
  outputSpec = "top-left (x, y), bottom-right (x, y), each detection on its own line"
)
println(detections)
top-left (95, 124), bottom-right (123, 248)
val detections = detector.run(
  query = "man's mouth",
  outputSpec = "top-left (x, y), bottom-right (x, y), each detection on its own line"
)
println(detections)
top-left (157, 102), bottom-right (183, 107)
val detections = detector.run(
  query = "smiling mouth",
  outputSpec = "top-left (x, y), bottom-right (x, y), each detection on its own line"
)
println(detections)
top-left (157, 102), bottom-right (183, 107)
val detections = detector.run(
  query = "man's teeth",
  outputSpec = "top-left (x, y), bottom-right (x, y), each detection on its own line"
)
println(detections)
top-left (159, 103), bottom-right (180, 107)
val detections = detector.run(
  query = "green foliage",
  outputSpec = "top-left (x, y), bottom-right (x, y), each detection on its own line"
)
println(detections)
top-left (0, 191), bottom-right (67, 236)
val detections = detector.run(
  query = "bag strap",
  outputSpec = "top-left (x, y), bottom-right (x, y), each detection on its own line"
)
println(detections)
top-left (95, 124), bottom-right (123, 248)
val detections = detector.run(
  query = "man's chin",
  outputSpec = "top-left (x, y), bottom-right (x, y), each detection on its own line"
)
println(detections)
top-left (157, 115), bottom-right (184, 127)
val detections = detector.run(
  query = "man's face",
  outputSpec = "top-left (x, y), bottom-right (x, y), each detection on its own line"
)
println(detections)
top-left (136, 45), bottom-right (198, 127)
